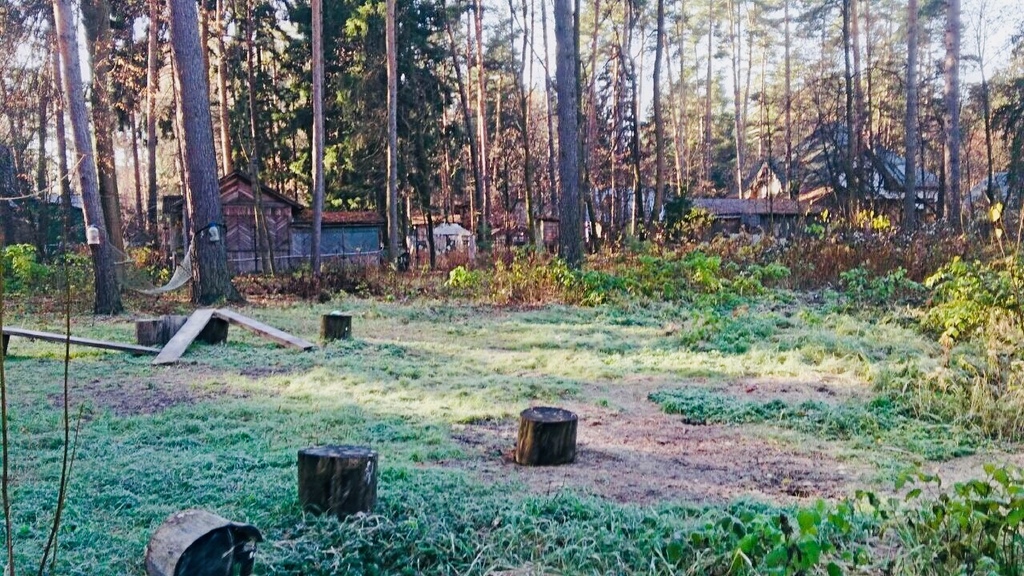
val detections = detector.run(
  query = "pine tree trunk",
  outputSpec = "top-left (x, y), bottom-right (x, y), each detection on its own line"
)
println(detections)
top-left (784, 0), bottom-right (792, 198)
top-left (944, 0), bottom-right (962, 229)
top-left (168, 0), bottom-right (242, 305)
top-left (442, 5), bottom-right (483, 237)
top-left (704, 0), bottom-right (713, 191)
top-left (147, 0), bottom-right (160, 236)
top-left (473, 0), bottom-right (491, 241)
top-left (311, 0), bottom-right (325, 274)
top-left (215, 0), bottom-right (233, 176)
top-left (52, 0), bottom-right (123, 314)
top-left (512, 0), bottom-right (537, 246)
top-left (244, 3), bottom-right (275, 274)
top-left (554, 0), bottom-right (581, 266)
top-left (35, 67), bottom-right (50, 258)
top-left (541, 0), bottom-right (558, 214)
top-left (51, 50), bottom-right (73, 217)
top-left (80, 0), bottom-right (125, 253)
top-left (386, 0), bottom-right (400, 261)
top-left (131, 109), bottom-right (144, 234)
top-left (904, 0), bottom-right (919, 230)
top-left (652, 0), bottom-right (666, 224)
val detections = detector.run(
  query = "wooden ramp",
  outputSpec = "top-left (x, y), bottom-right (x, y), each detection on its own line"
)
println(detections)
top-left (152, 308), bottom-right (316, 365)
top-left (212, 309), bottom-right (316, 351)
top-left (2, 327), bottom-right (160, 356)
top-left (152, 309), bottom-right (216, 365)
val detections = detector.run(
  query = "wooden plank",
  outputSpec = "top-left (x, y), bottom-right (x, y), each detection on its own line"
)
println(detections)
top-left (212, 309), bottom-right (316, 350)
top-left (152, 309), bottom-right (216, 365)
top-left (2, 327), bottom-right (160, 355)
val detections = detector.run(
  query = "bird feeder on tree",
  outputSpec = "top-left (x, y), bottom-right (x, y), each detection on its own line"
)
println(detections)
top-left (145, 509), bottom-right (263, 576)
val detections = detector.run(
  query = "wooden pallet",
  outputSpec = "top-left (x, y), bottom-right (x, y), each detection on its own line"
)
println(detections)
top-left (2, 327), bottom-right (160, 356)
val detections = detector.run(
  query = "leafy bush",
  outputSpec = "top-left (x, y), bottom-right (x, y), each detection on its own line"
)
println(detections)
top-left (2, 244), bottom-right (50, 292)
top-left (839, 266), bottom-right (925, 307)
top-left (923, 257), bottom-right (1022, 345)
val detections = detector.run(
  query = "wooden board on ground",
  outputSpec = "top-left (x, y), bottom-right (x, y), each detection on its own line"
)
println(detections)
top-left (2, 327), bottom-right (160, 356)
top-left (212, 308), bottom-right (316, 350)
top-left (152, 309), bottom-right (216, 365)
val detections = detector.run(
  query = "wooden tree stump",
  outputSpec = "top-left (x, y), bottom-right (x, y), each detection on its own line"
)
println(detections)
top-left (515, 406), bottom-right (578, 466)
top-left (1, 334), bottom-right (8, 357)
top-left (136, 315), bottom-right (188, 347)
top-left (320, 312), bottom-right (352, 341)
top-left (197, 317), bottom-right (229, 344)
top-left (298, 445), bottom-right (377, 518)
top-left (145, 509), bottom-right (262, 576)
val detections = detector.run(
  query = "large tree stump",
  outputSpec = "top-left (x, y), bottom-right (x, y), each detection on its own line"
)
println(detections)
top-left (515, 406), bottom-right (578, 466)
top-left (138, 315), bottom-right (228, 347)
top-left (298, 445), bottom-right (377, 518)
top-left (320, 312), bottom-right (352, 342)
top-left (145, 509), bottom-right (262, 576)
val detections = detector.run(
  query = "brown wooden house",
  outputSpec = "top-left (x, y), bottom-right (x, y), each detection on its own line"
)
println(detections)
top-left (219, 171), bottom-right (302, 273)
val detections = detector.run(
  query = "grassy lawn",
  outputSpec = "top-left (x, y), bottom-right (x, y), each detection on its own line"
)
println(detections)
top-left (0, 294), bottom-right (1020, 574)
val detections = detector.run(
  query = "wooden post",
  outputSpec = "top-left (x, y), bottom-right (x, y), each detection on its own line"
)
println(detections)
top-left (1, 334), bottom-right (8, 357)
top-left (197, 316), bottom-right (229, 344)
top-left (515, 406), bottom-right (578, 466)
top-left (145, 509), bottom-right (262, 576)
top-left (320, 312), bottom-right (352, 341)
top-left (298, 445), bottom-right (377, 518)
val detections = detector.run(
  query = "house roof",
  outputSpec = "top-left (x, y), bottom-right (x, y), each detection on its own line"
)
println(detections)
top-left (434, 222), bottom-right (473, 237)
top-left (293, 209), bottom-right (385, 226)
top-left (218, 170), bottom-right (304, 209)
top-left (692, 198), bottom-right (811, 216)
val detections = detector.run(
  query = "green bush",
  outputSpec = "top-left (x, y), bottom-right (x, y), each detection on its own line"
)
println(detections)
top-left (2, 244), bottom-right (50, 292)
top-left (839, 266), bottom-right (925, 307)
top-left (923, 257), bottom-right (1022, 345)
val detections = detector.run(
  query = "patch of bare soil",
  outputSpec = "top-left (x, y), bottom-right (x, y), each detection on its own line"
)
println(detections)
top-left (724, 376), bottom-right (867, 405)
top-left (52, 365), bottom-right (250, 416)
top-left (439, 377), bottom-right (871, 505)
top-left (923, 452), bottom-right (1024, 487)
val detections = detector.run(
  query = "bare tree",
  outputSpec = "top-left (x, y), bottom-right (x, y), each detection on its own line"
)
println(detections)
top-left (168, 0), bottom-right (242, 304)
top-left (555, 0), bottom-right (581, 266)
top-left (652, 0), bottom-right (666, 224)
top-left (52, 0), bottom-right (122, 314)
top-left (311, 0), bottom-right (325, 274)
top-left (473, 0), bottom-right (491, 240)
top-left (146, 0), bottom-right (160, 236)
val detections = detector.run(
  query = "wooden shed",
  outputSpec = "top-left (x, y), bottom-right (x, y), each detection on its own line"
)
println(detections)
top-left (290, 210), bottom-right (385, 266)
top-left (219, 171), bottom-right (301, 273)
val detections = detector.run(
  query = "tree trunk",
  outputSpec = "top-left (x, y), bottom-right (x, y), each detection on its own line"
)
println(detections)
top-left (215, 0), bottom-right (234, 175)
top-left (131, 109), bottom-right (144, 235)
top-left (704, 0), bottom-right (713, 190)
top-left (944, 0), bottom-right (962, 230)
top-left (512, 0), bottom-right (538, 246)
top-left (904, 0), bottom-right (919, 230)
top-left (35, 67), bottom-right (50, 258)
top-left (168, 0), bottom-right (242, 305)
top-left (80, 0), bottom-right (125, 254)
top-left (515, 407), bottom-right (578, 466)
top-left (541, 0), bottom-right (558, 214)
top-left (386, 0), bottom-right (400, 261)
top-left (841, 0), bottom-right (856, 212)
top-left (473, 0), bottom-right (491, 241)
top-left (442, 3), bottom-right (483, 238)
top-left (52, 50), bottom-right (73, 222)
top-left (244, 2), bottom-right (274, 274)
top-left (53, 0), bottom-right (123, 314)
top-left (147, 0), bottom-right (160, 237)
top-left (652, 0), bottom-right (666, 225)
top-left (297, 445), bottom-right (378, 518)
top-left (851, 0), bottom-right (866, 201)
top-left (729, 0), bottom-right (744, 197)
top-left (784, 0), bottom-right (792, 198)
top-left (311, 0), bottom-right (325, 274)
top-left (555, 0), bottom-right (581, 266)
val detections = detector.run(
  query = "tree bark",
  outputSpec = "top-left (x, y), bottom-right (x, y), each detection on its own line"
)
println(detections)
top-left (297, 445), bottom-right (378, 518)
top-left (131, 109), bottom-right (144, 234)
top-left (515, 407), bottom-right (578, 466)
top-left (51, 50), bottom-right (73, 220)
top-left (442, 4), bottom-right (483, 237)
top-left (944, 0), bottom-right (962, 229)
top-left (311, 0), bottom-right (325, 274)
top-left (168, 0), bottom-right (242, 305)
top-left (35, 65), bottom-right (50, 258)
top-left (541, 0), bottom-right (558, 214)
top-left (80, 0), bottom-right (125, 253)
top-left (904, 0), bottom-right (919, 230)
top-left (244, 1), bottom-right (274, 274)
top-left (386, 0), bottom-right (400, 261)
top-left (783, 0), bottom-right (792, 198)
top-left (555, 0), bottom-right (581, 266)
top-left (53, 0), bottom-right (123, 314)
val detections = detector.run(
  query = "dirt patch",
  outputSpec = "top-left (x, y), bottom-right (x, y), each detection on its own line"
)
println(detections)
top-left (53, 365), bottom-right (250, 416)
top-left (440, 377), bottom-right (871, 506)
top-left (723, 376), bottom-right (868, 405)
top-left (923, 452), bottom-right (1024, 487)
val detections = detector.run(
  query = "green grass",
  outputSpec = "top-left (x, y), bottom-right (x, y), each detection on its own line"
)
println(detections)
top-left (0, 295), bottom-right (1012, 573)
top-left (649, 387), bottom-right (982, 461)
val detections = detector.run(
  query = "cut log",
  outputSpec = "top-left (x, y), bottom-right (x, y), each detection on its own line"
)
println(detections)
top-left (1, 334), bottom-right (8, 357)
top-left (136, 315), bottom-right (188, 347)
top-left (298, 445), bottom-right (377, 518)
top-left (320, 313), bottom-right (352, 341)
top-left (197, 317), bottom-right (229, 344)
top-left (515, 406), bottom-right (578, 466)
top-left (145, 509), bottom-right (262, 576)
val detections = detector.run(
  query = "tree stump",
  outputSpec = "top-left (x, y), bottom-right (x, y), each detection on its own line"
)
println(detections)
top-left (298, 445), bottom-right (377, 518)
top-left (1, 334), bottom-right (8, 357)
top-left (197, 317), bottom-right (229, 344)
top-left (145, 509), bottom-right (262, 576)
top-left (515, 406), bottom-right (578, 466)
top-left (136, 315), bottom-right (188, 347)
top-left (320, 312), bottom-right (352, 341)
